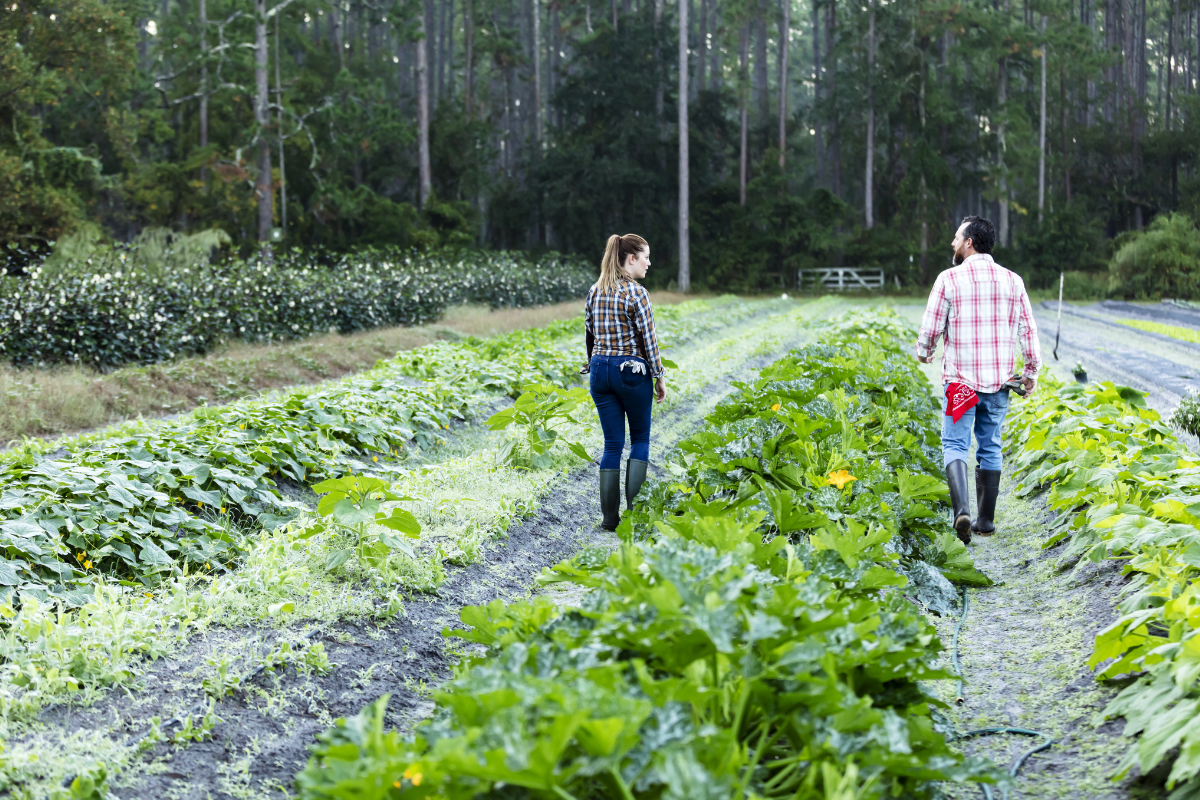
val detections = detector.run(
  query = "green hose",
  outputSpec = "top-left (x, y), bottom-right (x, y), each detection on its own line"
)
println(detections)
top-left (950, 587), bottom-right (1055, 800)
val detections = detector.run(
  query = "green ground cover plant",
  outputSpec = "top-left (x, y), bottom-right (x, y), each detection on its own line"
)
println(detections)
top-left (1173, 389), bottom-right (1200, 437)
top-left (294, 308), bottom-right (997, 800)
top-left (1116, 318), bottom-right (1200, 345)
top-left (1006, 377), bottom-right (1200, 796)
top-left (0, 249), bottom-right (592, 369)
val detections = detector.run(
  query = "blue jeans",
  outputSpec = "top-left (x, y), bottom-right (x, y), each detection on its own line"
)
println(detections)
top-left (942, 385), bottom-right (1010, 471)
top-left (589, 355), bottom-right (653, 469)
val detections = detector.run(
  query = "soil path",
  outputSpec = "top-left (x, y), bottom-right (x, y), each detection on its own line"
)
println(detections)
top-left (26, 303), bottom-right (829, 800)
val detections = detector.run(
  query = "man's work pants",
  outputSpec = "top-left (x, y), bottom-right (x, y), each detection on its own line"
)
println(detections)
top-left (941, 385), bottom-right (1009, 471)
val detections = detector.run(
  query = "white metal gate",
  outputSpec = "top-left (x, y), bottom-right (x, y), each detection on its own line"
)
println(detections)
top-left (798, 268), bottom-right (886, 292)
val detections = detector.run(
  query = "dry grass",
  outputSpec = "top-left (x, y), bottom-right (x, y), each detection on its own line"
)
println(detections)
top-left (1, 293), bottom-right (696, 445)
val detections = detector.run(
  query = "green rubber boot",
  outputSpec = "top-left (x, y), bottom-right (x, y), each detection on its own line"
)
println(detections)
top-left (625, 459), bottom-right (649, 510)
top-left (599, 469), bottom-right (622, 531)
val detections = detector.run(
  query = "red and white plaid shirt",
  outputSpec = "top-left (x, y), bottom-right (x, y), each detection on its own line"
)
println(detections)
top-left (915, 253), bottom-right (1041, 394)
top-left (584, 279), bottom-right (665, 378)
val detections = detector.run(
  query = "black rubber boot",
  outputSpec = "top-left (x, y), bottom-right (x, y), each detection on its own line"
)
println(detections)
top-left (946, 459), bottom-right (972, 545)
top-left (972, 468), bottom-right (1002, 536)
top-left (625, 459), bottom-right (649, 510)
top-left (599, 469), bottom-right (622, 531)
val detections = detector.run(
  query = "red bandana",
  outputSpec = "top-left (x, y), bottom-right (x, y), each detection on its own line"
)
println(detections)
top-left (945, 383), bottom-right (979, 422)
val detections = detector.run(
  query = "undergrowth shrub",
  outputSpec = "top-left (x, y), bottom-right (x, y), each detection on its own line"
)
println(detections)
top-left (1108, 213), bottom-right (1200, 299)
top-left (0, 248), bottom-right (593, 369)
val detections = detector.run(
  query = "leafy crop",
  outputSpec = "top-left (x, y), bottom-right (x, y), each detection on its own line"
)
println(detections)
top-left (0, 248), bottom-right (593, 369)
top-left (314, 476), bottom-right (422, 574)
top-left (486, 384), bottom-right (594, 469)
top-left (294, 308), bottom-right (998, 800)
top-left (1006, 377), bottom-right (1200, 795)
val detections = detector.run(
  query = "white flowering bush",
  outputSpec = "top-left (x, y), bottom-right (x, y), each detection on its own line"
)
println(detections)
top-left (0, 248), bottom-right (593, 369)
top-left (1171, 388), bottom-right (1200, 437)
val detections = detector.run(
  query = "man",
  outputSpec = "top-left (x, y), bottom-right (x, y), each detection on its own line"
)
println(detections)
top-left (915, 216), bottom-right (1041, 545)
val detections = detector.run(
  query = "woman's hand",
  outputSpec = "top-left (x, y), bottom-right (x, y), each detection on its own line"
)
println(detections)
top-left (655, 376), bottom-right (667, 404)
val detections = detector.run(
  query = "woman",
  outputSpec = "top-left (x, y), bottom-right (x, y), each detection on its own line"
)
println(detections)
top-left (582, 233), bottom-right (668, 531)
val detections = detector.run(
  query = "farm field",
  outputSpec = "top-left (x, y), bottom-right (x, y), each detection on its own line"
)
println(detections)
top-left (3, 297), bottom-right (1199, 800)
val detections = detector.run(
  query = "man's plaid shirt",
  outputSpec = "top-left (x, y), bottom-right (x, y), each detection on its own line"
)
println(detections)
top-left (584, 279), bottom-right (665, 378)
top-left (915, 253), bottom-right (1042, 394)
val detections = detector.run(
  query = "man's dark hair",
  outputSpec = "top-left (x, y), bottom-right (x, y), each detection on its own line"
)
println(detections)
top-left (960, 215), bottom-right (996, 255)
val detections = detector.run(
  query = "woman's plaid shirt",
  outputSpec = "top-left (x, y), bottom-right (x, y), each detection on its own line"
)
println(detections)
top-left (915, 253), bottom-right (1042, 394)
top-left (584, 280), bottom-right (665, 378)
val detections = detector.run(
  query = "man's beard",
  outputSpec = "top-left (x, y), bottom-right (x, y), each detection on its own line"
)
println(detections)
top-left (952, 250), bottom-right (965, 266)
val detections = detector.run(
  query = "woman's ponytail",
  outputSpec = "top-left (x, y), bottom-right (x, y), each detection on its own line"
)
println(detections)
top-left (596, 233), bottom-right (649, 294)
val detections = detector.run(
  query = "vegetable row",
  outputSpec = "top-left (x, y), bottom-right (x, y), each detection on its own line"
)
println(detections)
top-left (295, 308), bottom-right (997, 800)
top-left (1, 249), bottom-right (593, 369)
top-left (0, 297), bottom-right (764, 604)
top-left (1006, 377), bottom-right (1200, 796)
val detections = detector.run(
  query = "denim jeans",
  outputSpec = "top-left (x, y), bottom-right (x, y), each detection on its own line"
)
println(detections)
top-left (942, 384), bottom-right (1010, 471)
top-left (589, 354), bottom-right (653, 469)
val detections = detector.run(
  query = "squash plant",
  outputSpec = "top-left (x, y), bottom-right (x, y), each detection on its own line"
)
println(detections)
top-left (312, 476), bottom-right (421, 574)
top-left (485, 383), bottom-right (594, 469)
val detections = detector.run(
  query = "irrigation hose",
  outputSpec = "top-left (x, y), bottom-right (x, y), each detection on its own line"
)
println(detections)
top-left (951, 587), bottom-right (1055, 800)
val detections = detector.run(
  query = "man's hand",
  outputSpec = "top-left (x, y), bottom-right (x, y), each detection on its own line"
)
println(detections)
top-left (1021, 375), bottom-right (1037, 393)
top-left (655, 376), bottom-right (667, 404)
top-left (917, 354), bottom-right (935, 364)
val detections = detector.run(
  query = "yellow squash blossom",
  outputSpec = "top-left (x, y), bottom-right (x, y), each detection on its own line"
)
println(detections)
top-left (771, 403), bottom-right (781, 412)
top-left (828, 469), bottom-right (857, 490)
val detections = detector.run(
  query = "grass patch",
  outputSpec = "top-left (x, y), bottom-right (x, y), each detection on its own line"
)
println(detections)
top-left (0, 294), bottom-right (698, 445)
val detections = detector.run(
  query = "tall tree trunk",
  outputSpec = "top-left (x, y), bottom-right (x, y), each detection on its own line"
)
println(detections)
top-left (710, 3), bottom-right (722, 89)
top-left (919, 46), bottom-right (928, 281)
top-left (330, 1), bottom-right (344, 70)
top-left (864, 0), bottom-right (874, 228)
top-left (1037, 16), bottom-right (1046, 222)
top-left (826, 0), bottom-right (839, 198)
top-left (550, 1), bottom-right (560, 128)
top-left (256, 0), bottom-right (273, 244)
top-left (678, 0), bottom-right (690, 291)
top-left (739, 23), bottom-right (749, 205)
top-left (812, 0), bottom-right (823, 188)
top-left (688, 0), bottom-right (697, 100)
top-left (464, 0), bottom-right (473, 113)
top-left (446, 0), bottom-right (456, 96)
top-left (276, 9), bottom-right (287, 234)
top-left (1061, 66), bottom-right (1071, 201)
top-left (199, 0), bottom-right (208, 186)
top-left (1168, 0), bottom-right (1178, 129)
top-left (698, 0), bottom-right (708, 93)
top-left (417, 10), bottom-right (432, 206)
top-left (612, 0), bottom-right (617, 32)
top-left (997, 1), bottom-right (1009, 248)
top-left (777, 0), bottom-right (788, 168)
top-left (754, 1), bottom-right (769, 150)
top-left (533, 0), bottom-right (542, 141)
top-left (655, 0), bottom-right (664, 125)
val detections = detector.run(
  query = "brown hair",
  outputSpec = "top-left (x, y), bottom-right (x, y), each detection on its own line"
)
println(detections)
top-left (596, 233), bottom-right (649, 293)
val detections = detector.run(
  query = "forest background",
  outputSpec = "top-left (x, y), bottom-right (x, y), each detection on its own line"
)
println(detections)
top-left (2, 0), bottom-right (1199, 295)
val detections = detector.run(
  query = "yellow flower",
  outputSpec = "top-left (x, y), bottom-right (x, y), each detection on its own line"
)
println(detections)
top-left (76, 551), bottom-right (86, 561)
top-left (444, 424), bottom-right (450, 430)
top-left (239, 424), bottom-right (245, 430)
top-left (145, 592), bottom-right (153, 598)
top-left (393, 782), bottom-right (401, 789)
top-left (220, 507), bottom-right (226, 513)
top-left (827, 469), bottom-right (857, 490)
top-left (84, 560), bottom-right (93, 569)
top-left (770, 403), bottom-right (781, 412)
top-left (373, 456), bottom-right (378, 462)
top-left (403, 767), bottom-right (423, 786)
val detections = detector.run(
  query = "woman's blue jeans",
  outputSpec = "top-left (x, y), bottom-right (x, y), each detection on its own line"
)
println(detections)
top-left (589, 355), bottom-right (653, 470)
top-left (942, 384), bottom-right (1010, 471)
